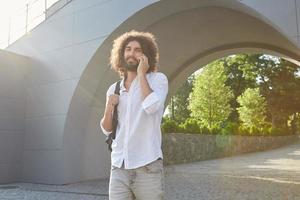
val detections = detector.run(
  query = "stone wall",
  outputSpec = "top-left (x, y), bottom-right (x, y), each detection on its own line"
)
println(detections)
top-left (162, 133), bottom-right (300, 165)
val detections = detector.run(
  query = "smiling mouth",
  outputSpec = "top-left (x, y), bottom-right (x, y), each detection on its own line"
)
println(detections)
top-left (127, 57), bottom-right (137, 61)
top-left (127, 59), bottom-right (138, 64)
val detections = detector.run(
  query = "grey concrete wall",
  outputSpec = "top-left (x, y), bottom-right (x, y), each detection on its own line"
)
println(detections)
top-left (0, 50), bottom-right (30, 183)
top-left (240, 0), bottom-right (300, 47)
top-left (162, 133), bottom-right (300, 165)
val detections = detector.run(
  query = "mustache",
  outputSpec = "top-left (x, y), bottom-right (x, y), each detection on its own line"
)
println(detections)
top-left (125, 57), bottom-right (139, 62)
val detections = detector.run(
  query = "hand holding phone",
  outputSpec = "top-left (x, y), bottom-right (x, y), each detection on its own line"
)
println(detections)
top-left (137, 54), bottom-right (150, 75)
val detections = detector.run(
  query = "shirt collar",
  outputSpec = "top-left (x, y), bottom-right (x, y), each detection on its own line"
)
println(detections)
top-left (120, 73), bottom-right (153, 93)
top-left (120, 78), bottom-right (127, 93)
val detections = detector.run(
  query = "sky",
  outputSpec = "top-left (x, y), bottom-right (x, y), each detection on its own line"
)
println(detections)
top-left (0, 0), bottom-right (30, 47)
top-left (0, 0), bottom-right (58, 48)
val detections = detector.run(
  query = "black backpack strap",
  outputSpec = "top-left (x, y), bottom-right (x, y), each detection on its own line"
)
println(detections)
top-left (106, 80), bottom-right (121, 152)
top-left (111, 81), bottom-right (121, 139)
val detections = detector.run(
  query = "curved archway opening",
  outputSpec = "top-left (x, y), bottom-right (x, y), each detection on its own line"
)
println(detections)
top-left (63, 0), bottom-right (300, 182)
top-left (162, 52), bottom-right (300, 165)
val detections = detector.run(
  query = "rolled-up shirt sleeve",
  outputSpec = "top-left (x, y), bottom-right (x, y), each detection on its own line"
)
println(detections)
top-left (142, 73), bottom-right (168, 115)
top-left (100, 118), bottom-right (112, 136)
top-left (100, 83), bottom-right (115, 136)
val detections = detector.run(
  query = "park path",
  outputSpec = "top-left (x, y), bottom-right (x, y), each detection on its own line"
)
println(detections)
top-left (1, 141), bottom-right (300, 200)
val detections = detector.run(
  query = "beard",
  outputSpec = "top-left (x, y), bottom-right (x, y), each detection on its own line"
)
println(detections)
top-left (124, 57), bottom-right (139, 72)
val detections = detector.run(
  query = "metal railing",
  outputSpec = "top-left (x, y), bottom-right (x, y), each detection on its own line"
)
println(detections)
top-left (0, 0), bottom-right (72, 49)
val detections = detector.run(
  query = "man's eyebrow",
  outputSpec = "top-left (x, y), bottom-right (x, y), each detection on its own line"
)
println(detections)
top-left (125, 46), bottom-right (142, 50)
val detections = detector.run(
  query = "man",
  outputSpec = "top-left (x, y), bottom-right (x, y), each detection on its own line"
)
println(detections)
top-left (100, 30), bottom-right (168, 200)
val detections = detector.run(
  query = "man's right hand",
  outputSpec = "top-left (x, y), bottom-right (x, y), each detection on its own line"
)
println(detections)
top-left (105, 94), bottom-right (119, 112)
top-left (106, 94), bottom-right (119, 111)
top-left (101, 94), bottom-right (119, 133)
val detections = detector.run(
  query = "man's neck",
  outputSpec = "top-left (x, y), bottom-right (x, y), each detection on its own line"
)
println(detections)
top-left (124, 71), bottom-right (137, 91)
top-left (126, 71), bottom-right (137, 83)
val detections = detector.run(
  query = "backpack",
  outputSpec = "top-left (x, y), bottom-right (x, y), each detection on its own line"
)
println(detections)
top-left (105, 80), bottom-right (121, 152)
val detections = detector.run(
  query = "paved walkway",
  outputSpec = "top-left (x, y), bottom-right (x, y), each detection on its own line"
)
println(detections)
top-left (1, 142), bottom-right (300, 200)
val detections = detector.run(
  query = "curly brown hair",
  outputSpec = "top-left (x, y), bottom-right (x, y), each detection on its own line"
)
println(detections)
top-left (109, 30), bottom-right (159, 78)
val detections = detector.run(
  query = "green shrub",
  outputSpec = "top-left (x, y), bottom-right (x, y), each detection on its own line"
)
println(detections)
top-left (209, 127), bottom-right (222, 135)
top-left (161, 117), bottom-right (181, 133)
top-left (162, 117), bottom-right (295, 136)
top-left (270, 127), bottom-right (292, 136)
top-left (200, 126), bottom-right (210, 135)
top-left (238, 125), bottom-right (264, 136)
top-left (179, 118), bottom-right (201, 134)
top-left (236, 122), bottom-right (295, 136)
top-left (238, 126), bottom-right (251, 135)
top-left (221, 121), bottom-right (239, 135)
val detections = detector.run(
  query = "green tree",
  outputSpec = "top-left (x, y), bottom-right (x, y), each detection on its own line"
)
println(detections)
top-left (237, 88), bottom-right (267, 131)
top-left (168, 75), bottom-right (195, 123)
top-left (263, 59), bottom-right (300, 128)
top-left (222, 55), bottom-right (257, 121)
top-left (220, 54), bottom-right (300, 129)
top-left (189, 61), bottom-right (233, 131)
top-left (240, 55), bottom-right (300, 128)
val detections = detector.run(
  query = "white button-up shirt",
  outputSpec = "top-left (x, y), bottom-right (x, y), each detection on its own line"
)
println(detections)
top-left (100, 72), bottom-right (168, 169)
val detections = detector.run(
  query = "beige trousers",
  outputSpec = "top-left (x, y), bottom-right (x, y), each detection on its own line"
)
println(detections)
top-left (109, 159), bottom-right (165, 200)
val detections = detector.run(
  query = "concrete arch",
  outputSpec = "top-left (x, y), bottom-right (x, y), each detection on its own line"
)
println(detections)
top-left (64, 0), bottom-right (300, 183)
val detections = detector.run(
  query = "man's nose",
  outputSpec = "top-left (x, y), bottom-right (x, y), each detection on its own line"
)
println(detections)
top-left (128, 49), bottom-right (135, 56)
top-left (131, 52), bottom-right (138, 59)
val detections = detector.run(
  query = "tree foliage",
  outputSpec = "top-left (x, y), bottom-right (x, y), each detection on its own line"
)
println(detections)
top-left (163, 53), bottom-right (300, 135)
top-left (167, 75), bottom-right (194, 123)
top-left (189, 61), bottom-right (233, 131)
top-left (237, 88), bottom-right (267, 132)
